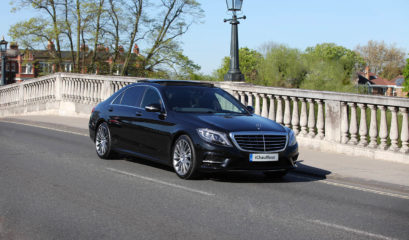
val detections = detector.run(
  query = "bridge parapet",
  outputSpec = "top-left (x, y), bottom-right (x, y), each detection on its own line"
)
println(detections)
top-left (0, 73), bottom-right (408, 162)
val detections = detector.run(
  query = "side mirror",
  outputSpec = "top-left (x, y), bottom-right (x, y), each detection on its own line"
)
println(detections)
top-left (246, 106), bottom-right (255, 114)
top-left (145, 103), bottom-right (162, 112)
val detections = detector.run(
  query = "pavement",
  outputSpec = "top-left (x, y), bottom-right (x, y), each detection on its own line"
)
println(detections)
top-left (2, 114), bottom-right (409, 192)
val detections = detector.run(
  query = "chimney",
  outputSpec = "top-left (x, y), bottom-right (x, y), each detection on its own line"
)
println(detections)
top-left (133, 44), bottom-right (140, 55)
top-left (47, 40), bottom-right (55, 51)
top-left (118, 45), bottom-right (124, 53)
top-left (10, 42), bottom-right (18, 50)
top-left (365, 66), bottom-right (370, 80)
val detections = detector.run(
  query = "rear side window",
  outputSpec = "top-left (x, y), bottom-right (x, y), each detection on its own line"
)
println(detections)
top-left (120, 86), bottom-right (146, 107)
top-left (112, 92), bottom-right (124, 105)
top-left (141, 87), bottom-right (161, 108)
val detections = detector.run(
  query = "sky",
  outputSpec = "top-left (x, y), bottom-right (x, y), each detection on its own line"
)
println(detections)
top-left (1, 0), bottom-right (409, 75)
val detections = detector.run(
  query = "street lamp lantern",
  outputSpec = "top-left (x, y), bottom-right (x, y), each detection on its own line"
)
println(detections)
top-left (226, 0), bottom-right (243, 12)
top-left (0, 36), bottom-right (8, 86)
top-left (224, 0), bottom-right (245, 82)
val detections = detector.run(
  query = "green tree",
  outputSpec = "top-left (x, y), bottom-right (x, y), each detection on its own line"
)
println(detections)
top-left (403, 57), bottom-right (409, 95)
top-left (300, 55), bottom-right (356, 92)
top-left (258, 44), bottom-right (306, 87)
top-left (215, 47), bottom-right (263, 83)
top-left (306, 43), bottom-right (364, 85)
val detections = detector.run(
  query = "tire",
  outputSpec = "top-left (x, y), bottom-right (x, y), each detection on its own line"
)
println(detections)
top-left (264, 170), bottom-right (288, 179)
top-left (172, 135), bottom-right (199, 179)
top-left (95, 122), bottom-right (115, 159)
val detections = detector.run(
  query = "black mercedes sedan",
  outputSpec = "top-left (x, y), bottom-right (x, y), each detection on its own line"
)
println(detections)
top-left (89, 80), bottom-right (299, 179)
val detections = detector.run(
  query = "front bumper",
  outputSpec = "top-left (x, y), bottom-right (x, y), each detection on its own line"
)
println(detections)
top-left (194, 139), bottom-right (299, 172)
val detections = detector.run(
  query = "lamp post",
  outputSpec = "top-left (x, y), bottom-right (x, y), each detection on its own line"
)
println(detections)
top-left (0, 36), bottom-right (8, 86)
top-left (224, 0), bottom-right (246, 82)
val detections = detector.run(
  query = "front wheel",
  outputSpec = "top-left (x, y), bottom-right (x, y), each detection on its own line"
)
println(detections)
top-left (95, 122), bottom-right (115, 159)
top-left (172, 135), bottom-right (199, 179)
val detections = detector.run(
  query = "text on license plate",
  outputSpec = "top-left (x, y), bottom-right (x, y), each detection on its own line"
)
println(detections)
top-left (249, 153), bottom-right (279, 162)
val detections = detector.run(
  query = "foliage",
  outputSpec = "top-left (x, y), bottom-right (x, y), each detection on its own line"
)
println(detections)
top-left (355, 40), bottom-right (406, 80)
top-left (306, 43), bottom-right (365, 85)
top-left (258, 44), bottom-right (306, 87)
top-left (9, 0), bottom-right (204, 77)
top-left (215, 47), bottom-right (263, 83)
top-left (403, 57), bottom-right (409, 95)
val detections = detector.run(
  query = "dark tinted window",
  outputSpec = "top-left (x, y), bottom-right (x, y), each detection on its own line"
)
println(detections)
top-left (141, 87), bottom-right (161, 108)
top-left (112, 92), bottom-right (124, 105)
top-left (121, 86), bottom-right (145, 107)
top-left (164, 86), bottom-right (247, 114)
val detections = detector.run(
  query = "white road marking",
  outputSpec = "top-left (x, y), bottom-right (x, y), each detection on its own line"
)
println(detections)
top-left (290, 173), bottom-right (409, 200)
top-left (308, 219), bottom-right (399, 240)
top-left (0, 120), bottom-right (88, 137)
top-left (106, 167), bottom-right (215, 196)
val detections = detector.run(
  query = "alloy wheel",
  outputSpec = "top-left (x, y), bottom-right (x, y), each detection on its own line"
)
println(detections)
top-left (173, 139), bottom-right (192, 176)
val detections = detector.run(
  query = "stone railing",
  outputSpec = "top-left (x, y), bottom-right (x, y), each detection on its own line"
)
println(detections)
top-left (0, 73), bottom-right (408, 163)
top-left (217, 82), bottom-right (409, 162)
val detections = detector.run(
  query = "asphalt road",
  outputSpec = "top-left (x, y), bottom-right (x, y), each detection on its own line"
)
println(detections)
top-left (0, 122), bottom-right (408, 240)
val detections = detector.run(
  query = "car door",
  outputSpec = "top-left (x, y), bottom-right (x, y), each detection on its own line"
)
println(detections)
top-left (133, 86), bottom-right (174, 162)
top-left (108, 86), bottom-right (145, 152)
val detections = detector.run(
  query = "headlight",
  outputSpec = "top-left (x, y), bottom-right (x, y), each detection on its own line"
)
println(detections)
top-left (197, 128), bottom-right (232, 147)
top-left (286, 127), bottom-right (297, 146)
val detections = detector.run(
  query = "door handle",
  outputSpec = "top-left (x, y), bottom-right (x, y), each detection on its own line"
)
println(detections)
top-left (135, 111), bottom-right (142, 116)
top-left (108, 107), bottom-right (113, 112)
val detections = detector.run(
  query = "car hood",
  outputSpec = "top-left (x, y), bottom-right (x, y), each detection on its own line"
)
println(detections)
top-left (178, 113), bottom-right (286, 133)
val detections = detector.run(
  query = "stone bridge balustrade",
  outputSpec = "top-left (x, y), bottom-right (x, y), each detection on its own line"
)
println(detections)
top-left (217, 81), bottom-right (409, 162)
top-left (0, 73), bottom-right (408, 163)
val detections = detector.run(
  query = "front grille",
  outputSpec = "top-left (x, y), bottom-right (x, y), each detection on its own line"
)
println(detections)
top-left (231, 133), bottom-right (287, 152)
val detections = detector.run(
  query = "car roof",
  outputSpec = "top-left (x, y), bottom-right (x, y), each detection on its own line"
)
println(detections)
top-left (137, 79), bottom-right (214, 87)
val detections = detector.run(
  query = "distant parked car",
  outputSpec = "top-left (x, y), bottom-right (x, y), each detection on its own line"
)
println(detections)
top-left (89, 80), bottom-right (299, 179)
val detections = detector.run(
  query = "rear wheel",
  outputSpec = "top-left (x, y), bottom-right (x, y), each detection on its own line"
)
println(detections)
top-left (95, 122), bottom-right (115, 159)
top-left (172, 135), bottom-right (198, 179)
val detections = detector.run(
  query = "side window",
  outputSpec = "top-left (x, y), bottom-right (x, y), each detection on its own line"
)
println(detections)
top-left (112, 92), bottom-right (124, 105)
top-left (120, 86), bottom-right (145, 107)
top-left (141, 88), bottom-right (161, 108)
top-left (215, 93), bottom-right (240, 112)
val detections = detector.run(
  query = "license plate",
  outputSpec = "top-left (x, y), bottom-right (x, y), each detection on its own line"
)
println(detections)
top-left (249, 153), bottom-right (279, 162)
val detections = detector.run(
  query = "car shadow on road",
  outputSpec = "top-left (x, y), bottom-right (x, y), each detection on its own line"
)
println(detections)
top-left (123, 156), bottom-right (331, 183)
top-left (203, 162), bottom-right (332, 183)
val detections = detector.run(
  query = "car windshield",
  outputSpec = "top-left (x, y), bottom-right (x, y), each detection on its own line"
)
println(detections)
top-left (163, 86), bottom-right (248, 114)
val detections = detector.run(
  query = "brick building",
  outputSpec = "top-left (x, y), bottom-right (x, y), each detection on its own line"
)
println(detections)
top-left (0, 39), bottom-right (141, 84)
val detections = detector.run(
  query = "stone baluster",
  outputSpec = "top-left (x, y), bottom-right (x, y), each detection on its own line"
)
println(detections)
top-left (233, 91), bottom-right (239, 100)
top-left (67, 78), bottom-right (72, 100)
top-left (97, 81), bottom-right (102, 102)
top-left (400, 107), bottom-right (409, 153)
top-left (348, 103), bottom-right (358, 145)
top-left (368, 104), bottom-right (378, 148)
top-left (84, 80), bottom-right (89, 102)
top-left (237, 91), bottom-right (245, 105)
top-left (268, 95), bottom-right (275, 121)
top-left (93, 80), bottom-right (98, 102)
top-left (316, 99), bottom-right (324, 139)
top-left (388, 107), bottom-right (399, 151)
top-left (275, 96), bottom-right (283, 125)
top-left (261, 94), bottom-right (268, 118)
top-left (357, 104), bottom-right (368, 146)
top-left (341, 102), bottom-right (349, 144)
top-left (378, 105), bottom-right (388, 150)
top-left (253, 93), bottom-right (260, 115)
top-left (300, 98), bottom-right (308, 136)
top-left (71, 79), bottom-right (75, 100)
top-left (307, 99), bottom-right (316, 137)
top-left (246, 92), bottom-right (253, 107)
top-left (283, 96), bottom-right (291, 128)
top-left (291, 97), bottom-right (299, 135)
